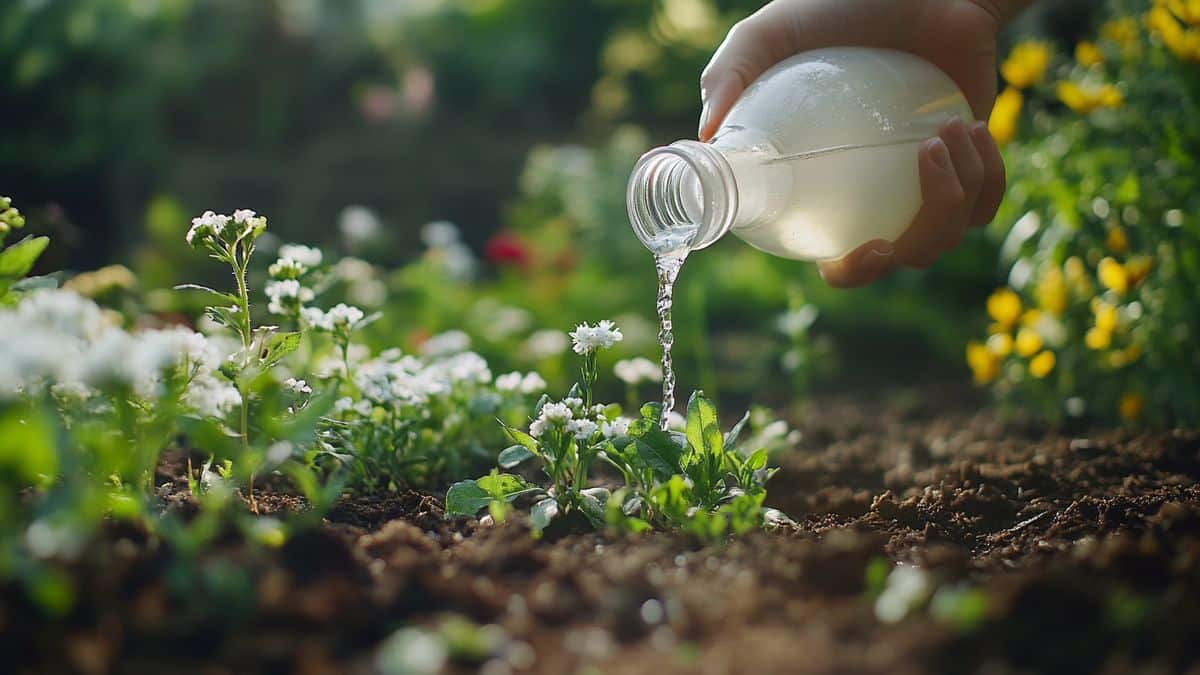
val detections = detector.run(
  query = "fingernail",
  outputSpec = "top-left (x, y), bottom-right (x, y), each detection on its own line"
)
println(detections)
top-left (698, 101), bottom-right (712, 140)
top-left (925, 137), bottom-right (951, 170)
top-left (969, 120), bottom-right (991, 142)
top-left (867, 241), bottom-right (895, 258)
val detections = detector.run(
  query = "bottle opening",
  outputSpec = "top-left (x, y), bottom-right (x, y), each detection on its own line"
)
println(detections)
top-left (627, 141), bottom-right (738, 256)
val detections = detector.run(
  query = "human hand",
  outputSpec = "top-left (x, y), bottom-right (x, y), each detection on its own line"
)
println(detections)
top-left (699, 0), bottom-right (1020, 287)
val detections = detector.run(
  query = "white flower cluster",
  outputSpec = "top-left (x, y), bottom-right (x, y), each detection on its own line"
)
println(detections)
top-left (186, 209), bottom-right (266, 248)
top-left (266, 242), bottom-right (322, 316)
top-left (527, 396), bottom-right (631, 442)
top-left (613, 357), bottom-right (662, 385)
top-left (494, 371), bottom-right (547, 394)
top-left (419, 330), bottom-right (470, 358)
top-left (302, 303), bottom-right (369, 332)
top-left (348, 349), bottom-right (493, 409)
top-left (0, 290), bottom-right (240, 417)
top-left (570, 320), bottom-right (623, 355)
top-left (265, 279), bottom-right (315, 315)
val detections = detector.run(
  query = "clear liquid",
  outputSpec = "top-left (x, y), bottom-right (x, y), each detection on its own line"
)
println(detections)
top-left (654, 251), bottom-right (686, 430)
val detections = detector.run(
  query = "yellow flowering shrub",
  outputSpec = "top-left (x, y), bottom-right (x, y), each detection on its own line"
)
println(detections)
top-left (974, 0), bottom-right (1200, 425)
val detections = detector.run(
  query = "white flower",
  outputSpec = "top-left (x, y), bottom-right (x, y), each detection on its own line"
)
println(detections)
top-left (570, 320), bottom-right (623, 354)
top-left (421, 220), bottom-right (460, 248)
top-left (266, 280), bottom-right (315, 315)
top-left (185, 373), bottom-right (242, 418)
top-left (601, 416), bottom-right (632, 439)
top-left (283, 378), bottom-right (312, 395)
top-left (495, 372), bottom-right (523, 392)
top-left (518, 372), bottom-right (546, 394)
top-left (339, 206), bottom-right (382, 246)
top-left (613, 357), bottom-right (662, 385)
top-left (523, 330), bottom-right (568, 359)
top-left (186, 211), bottom-right (230, 245)
top-left (232, 209), bottom-right (258, 223)
top-left (529, 401), bottom-right (572, 437)
top-left (277, 244), bottom-right (323, 267)
top-left (435, 242), bottom-right (476, 281)
top-left (428, 351), bottom-right (491, 384)
top-left (420, 330), bottom-right (470, 358)
top-left (566, 418), bottom-right (598, 440)
top-left (562, 397), bottom-right (583, 410)
top-left (268, 257), bottom-right (307, 280)
top-left (776, 305), bottom-right (818, 338)
top-left (303, 303), bottom-right (367, 332)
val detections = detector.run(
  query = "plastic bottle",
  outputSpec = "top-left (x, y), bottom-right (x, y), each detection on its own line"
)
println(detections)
top-left (627, 47), bottom-right (973, 261)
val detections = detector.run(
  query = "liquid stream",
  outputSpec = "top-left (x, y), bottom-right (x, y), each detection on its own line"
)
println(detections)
top-left (654, 250), bottom-right (686, 431)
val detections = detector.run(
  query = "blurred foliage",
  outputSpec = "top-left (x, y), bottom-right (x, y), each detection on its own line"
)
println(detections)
top-left (972, 0), bottom-right (1200, 425)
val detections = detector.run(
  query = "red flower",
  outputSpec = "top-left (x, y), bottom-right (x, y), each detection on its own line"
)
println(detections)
top-left (485, 231), bottom-right (530, 268)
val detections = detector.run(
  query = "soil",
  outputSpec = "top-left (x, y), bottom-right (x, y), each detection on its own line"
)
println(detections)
top-left (4, 383), bottom-right (1200, 675)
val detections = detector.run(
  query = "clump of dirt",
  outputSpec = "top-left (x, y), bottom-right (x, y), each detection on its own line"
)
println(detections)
top-left (4, 384), bottom-right (1200, 674)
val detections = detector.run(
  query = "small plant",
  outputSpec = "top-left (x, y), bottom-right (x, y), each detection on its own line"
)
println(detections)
top-left (446, 320), bottom-right (784, 540)
top-left (0, 196), bottom-right (51, 305)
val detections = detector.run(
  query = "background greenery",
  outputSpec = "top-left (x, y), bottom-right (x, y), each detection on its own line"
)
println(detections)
top-left (3, 0), bottom-right (1110, 405)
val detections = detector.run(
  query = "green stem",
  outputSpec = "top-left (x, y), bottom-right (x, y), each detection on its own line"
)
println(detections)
top-left (231, 242), bottom-right (255, 510)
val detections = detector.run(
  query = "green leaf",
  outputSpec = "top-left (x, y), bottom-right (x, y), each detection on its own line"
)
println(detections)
top-left (476, 471), bottom-right (536, 500)
top-left (744, 448), bottom-right (768, 471)
top-left (685, 391), bottom-right (722, 460)
top-left (11, 275), bottom-right (58, 293)
top-left (0, 405), bottom-right (58, 485)
top-left (0, 235), bottom-right (49, 278)
top-left (446, 480), bottom-right (491, 516)
top-left (497, 444), bottom-right (534, 468)
top-left (639, 401), bottom-right (663, 422)
top-left (723, 411), bottom-right (751, 449)
top-left (578, 491), bottom-right (606, 526)
top-left (174, 283), bottom-right (238, 303)
top-left (530, 497), bottom-right (559, 532)
top-left (261, 331), bottom-right (301, 367)
top-left (502, 424), bottom-right (540, 454)
top-left (633, 428), bottom-right (683, 479)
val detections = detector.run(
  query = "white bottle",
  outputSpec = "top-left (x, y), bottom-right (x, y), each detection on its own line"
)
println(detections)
top-left (627, 47), bottom-right (972, 261)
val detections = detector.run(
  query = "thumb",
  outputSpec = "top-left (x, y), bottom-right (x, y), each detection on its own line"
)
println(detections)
top-left (698, 13), bottom-right (798, 141)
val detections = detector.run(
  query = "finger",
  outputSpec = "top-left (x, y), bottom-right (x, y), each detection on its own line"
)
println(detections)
top-left (940, 118), bottom-right (984, 229)
top-left (968, 121), bottom-right (1006, 227)
top-left (892, 137), bottom-right (966, 269)
top-left (698, 12), bottom-right (795, 141)
top-left (818, 239), bottom-right (896, 289)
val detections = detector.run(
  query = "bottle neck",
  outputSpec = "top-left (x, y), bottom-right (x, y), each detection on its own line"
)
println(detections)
top-left (627, 140), bottom-right (739, 255)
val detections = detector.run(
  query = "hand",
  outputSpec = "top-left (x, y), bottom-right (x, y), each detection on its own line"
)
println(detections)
top-left (699, 0), bottom-right (1016, 288)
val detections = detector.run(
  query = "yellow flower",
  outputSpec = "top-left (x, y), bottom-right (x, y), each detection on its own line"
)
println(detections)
top-left (1163, 0), bottom-right (1200, 26)
top-left (1029, 350), bottom-right (1056, 378)
top-left (1085, 326), bottom-right (1112, 350)
top-left (966, 341), bottom-right (1000, 385)
top-left (1034, 267), bottom-right (1068, 315)
top-left (1001, 41), bottom-right (1052, 89)
top-left (988, 87), bottom-right (1023, 145)
top-left (1056, 81), bottom-right (1124, 114)
top-left (1015, 328), bottom-right (1044, 357)
top-left (986, 288), bottom-right (1022, 328)
top-left (1093, 299), bottom-right (1119, 333)
top-left (1118, 391), bottom-right (1144, 421)
top-left (1020, 309), bottom-right (1043, 327)
top-left (1075, 41), bottom-right (1104, 66)
top-left (1126, 255), bottom-right (1154, 286)
top-left (1146, 6), bottom-right (1200, 61)
top-left (1098, 257), bottom-right (1129, 294)
top-left (1105, 225), bottom-right (1129, 254)
top-left (1064, 257), bottom-right (1093, 296)
top-left (1101, 17), bottom-right (1139, 46)
top-left (987, 332), bottom-right (1014, 357)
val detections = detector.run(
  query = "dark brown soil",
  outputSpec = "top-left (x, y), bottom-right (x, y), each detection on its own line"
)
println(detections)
top-left (4, 384), bottom-right (1200, 675)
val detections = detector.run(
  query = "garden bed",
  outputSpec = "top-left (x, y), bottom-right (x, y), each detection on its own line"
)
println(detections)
top-left (6, 383), bottom-right (1199, 675)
